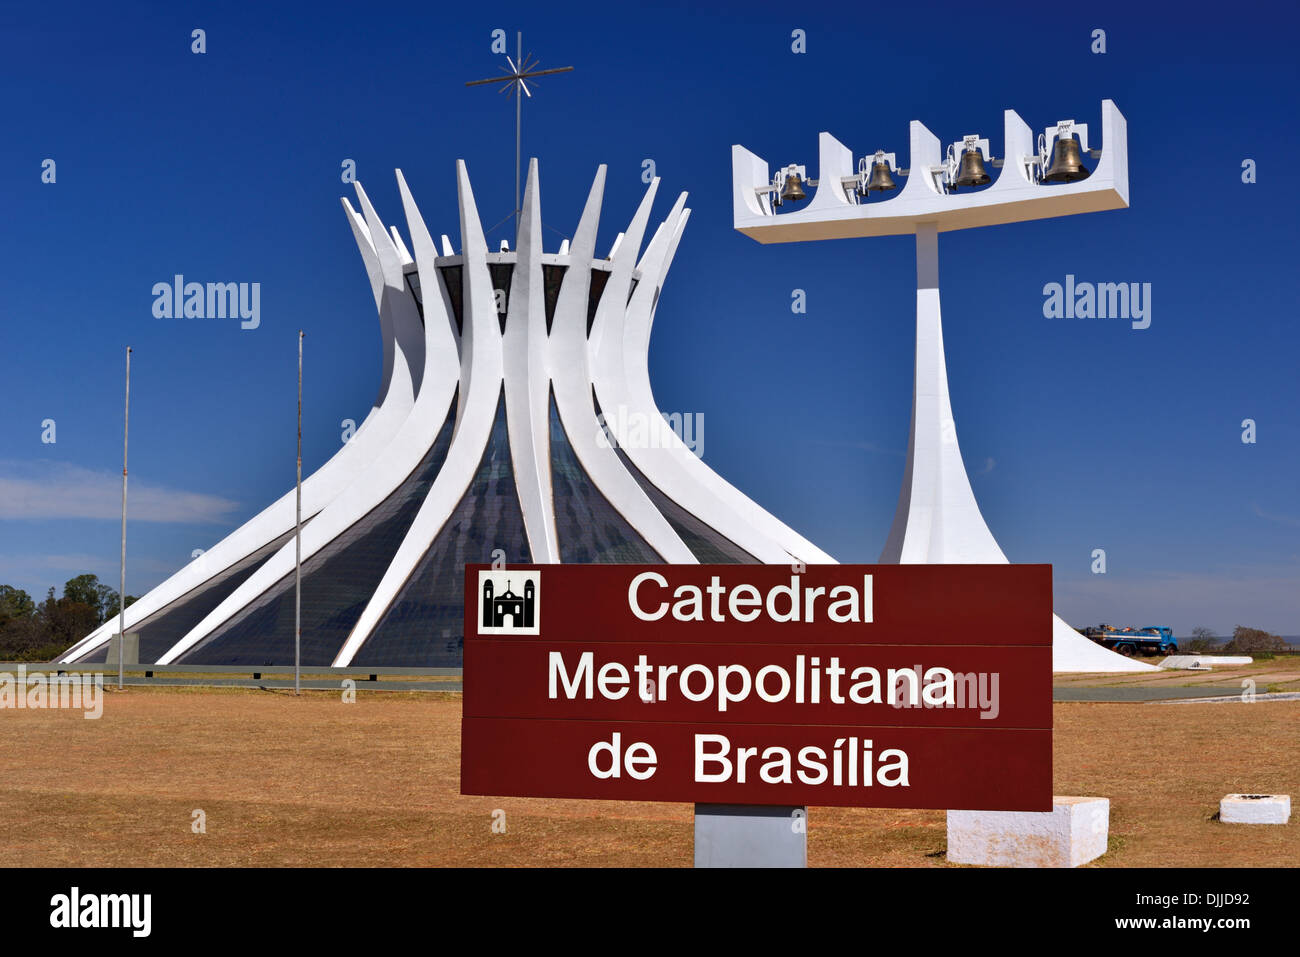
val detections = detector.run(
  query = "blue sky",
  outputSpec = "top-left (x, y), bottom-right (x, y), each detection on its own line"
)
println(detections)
top-left (1, 0), bottom-right (1296, 635)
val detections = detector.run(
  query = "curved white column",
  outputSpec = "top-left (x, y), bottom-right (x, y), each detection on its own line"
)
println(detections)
top-left (154, 179), bottom-right (430, 664)
top-left (503, 160), bottom-right (560, 563)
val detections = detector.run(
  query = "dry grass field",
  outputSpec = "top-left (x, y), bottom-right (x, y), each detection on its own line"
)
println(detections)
top-left (0, 680), bottom-right (1295, 867)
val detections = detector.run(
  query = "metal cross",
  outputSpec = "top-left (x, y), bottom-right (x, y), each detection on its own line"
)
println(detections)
top-left (466, 32), bottom-right (573, 233)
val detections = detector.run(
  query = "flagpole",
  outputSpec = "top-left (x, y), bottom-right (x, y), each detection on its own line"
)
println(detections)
top-left (118, 346), bottom-right (131, 691)
top-left (515, 30), bottom-right (522, 231)
top-left (295, 331), bottom-right (303, 696)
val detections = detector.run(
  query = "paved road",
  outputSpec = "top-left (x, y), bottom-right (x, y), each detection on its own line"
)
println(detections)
top-left (1054, 686), bottom-right (1287, 702)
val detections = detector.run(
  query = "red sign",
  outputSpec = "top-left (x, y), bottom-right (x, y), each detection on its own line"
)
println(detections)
top-left (460, 564), bottom-right (1052, 811)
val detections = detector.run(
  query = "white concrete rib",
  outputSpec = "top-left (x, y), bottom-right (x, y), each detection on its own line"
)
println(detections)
top-left (503, 160), bottom-right (560, 563)
top-left (153, 180), bottom-right (430, 665)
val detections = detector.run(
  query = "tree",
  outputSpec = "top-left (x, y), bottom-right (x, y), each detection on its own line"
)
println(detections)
top-left (37, 586), bottom-right (100, 649)
top-left (102, 592), bottom-right (138, 620)
top-left (0, 585), bottom-right (36, 622)
top-left (0, 585), bottom-right (40, 659)
top-left (1186, 626), bottom-right (1221, 653)
top-left (1224, 625), bottom-right (1286, 654)
top-left (0, 575), bottom-right (136, 662)
top-left (61, 574), bottom-right (118, 623)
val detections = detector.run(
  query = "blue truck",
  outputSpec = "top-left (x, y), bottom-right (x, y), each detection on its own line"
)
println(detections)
top-left (1082, 624), bottom-right (1179, 657)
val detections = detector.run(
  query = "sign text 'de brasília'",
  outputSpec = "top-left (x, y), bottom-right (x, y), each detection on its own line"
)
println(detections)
top-left (460, 564), bottom-right (1051, 811)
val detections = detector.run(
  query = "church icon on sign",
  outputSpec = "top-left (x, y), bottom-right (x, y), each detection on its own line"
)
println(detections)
top-left (477, 569), bottom-right (541, 635)
top-left (483, 578), bottom-right (535, 629)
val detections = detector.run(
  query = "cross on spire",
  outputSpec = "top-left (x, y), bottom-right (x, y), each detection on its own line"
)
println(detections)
top-left (466, 32), bottom-right (573, 234)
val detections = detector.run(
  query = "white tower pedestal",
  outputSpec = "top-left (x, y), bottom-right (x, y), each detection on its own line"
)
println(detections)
top-left (881, 224), bottom-right (1153, 674)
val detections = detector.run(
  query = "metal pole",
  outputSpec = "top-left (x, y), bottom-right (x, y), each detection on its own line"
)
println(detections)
top-left (295, 331), bottom-right (303, 696)
top-left (515, 30), bottom-right (522, 233)
top-left (118, 346), bottom-right (131, 691)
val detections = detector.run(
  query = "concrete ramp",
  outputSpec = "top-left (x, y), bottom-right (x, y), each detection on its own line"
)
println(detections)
top-left (1053, 615), bottom-right (1158, 673)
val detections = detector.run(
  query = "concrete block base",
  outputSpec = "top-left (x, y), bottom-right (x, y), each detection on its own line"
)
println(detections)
top-left (1220, 794), bottom-right (1290, 824)
top-left (947, 796), bottom-right (1109, 868)
top-left (1160, 655), bottom-right (1253, 670)
top-left (103, 632), bottom-right (139, 666)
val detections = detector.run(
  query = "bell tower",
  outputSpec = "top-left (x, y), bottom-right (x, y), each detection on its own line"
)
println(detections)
top-left (732, 100), bottom-right (1153, 675)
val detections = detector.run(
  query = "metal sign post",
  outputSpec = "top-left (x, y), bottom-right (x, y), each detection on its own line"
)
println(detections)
top-left (118, 346), bottom-right (131, 691)
top-left (295, 331), bottom-right (303, 696)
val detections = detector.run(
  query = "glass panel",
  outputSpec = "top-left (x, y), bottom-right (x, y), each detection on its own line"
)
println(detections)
top-left (488, 263), bottom-right (513, 334)
top-left (614, 448), bottom-right (757, 564)
top-left (173, 399), bottom-right (459, 666)
top-left (586, 269), bottom-right (610, 337)
top-left (354, 389), bottom-right (531, 667)
top-left (543, 264), bottom-right (566, 333)
top-left (71, 645), bottom-right (108, 665)
top-left (438, 265), bottom-right (464, 334)
top-left (549, 389), bottom-right (662, 564)
top-left (405, 271), bottom-right (424, 321)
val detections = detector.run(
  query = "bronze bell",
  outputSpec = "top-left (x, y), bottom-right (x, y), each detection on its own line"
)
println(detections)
top-left (952, 148), bottom-right (990, 188)
top-left (780, 172), bottom-right (807, 204)
top-left (865, 160), bottom-right (896, 193)
top-left (1042, 136), bottom-right (1090, 182)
